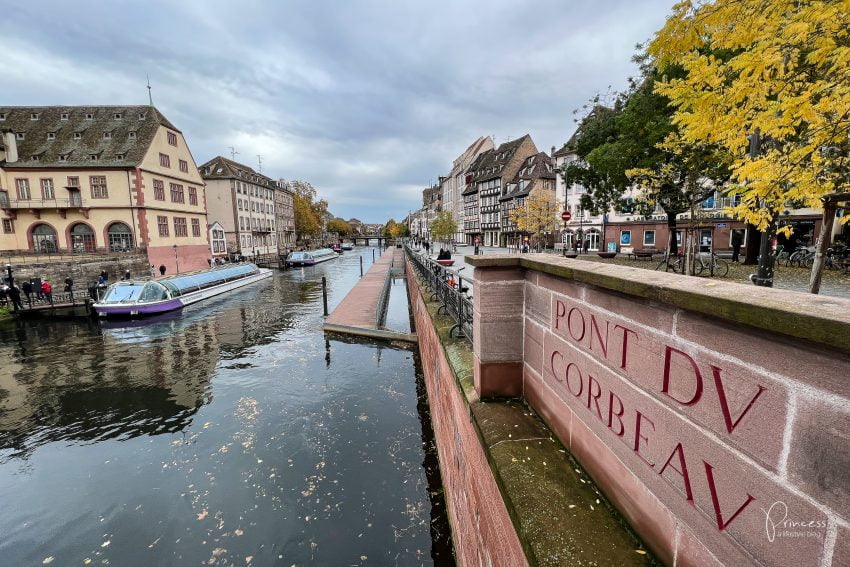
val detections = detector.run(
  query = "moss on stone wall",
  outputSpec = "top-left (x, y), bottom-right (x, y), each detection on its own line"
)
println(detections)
top-left (411, 272), bottom-right (658, 566)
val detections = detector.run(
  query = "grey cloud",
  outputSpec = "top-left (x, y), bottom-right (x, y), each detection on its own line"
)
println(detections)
top-left (1, 0), bottom-right (673, 222)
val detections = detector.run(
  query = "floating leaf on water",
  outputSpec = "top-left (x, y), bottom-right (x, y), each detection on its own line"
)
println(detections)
top-left (635, 549), bottom-right (647, 555)
top-left (234, 529), bottom-right (244, 537)
top-left (42, 557), bottom-right (54, 565)
top-left (84, 560), bottom-right (92, 565)
top-left (197, 509), bottom-right (209, 520)
top-left (245, 556), bottom-right (253, 564)
top-left (361, 555), bottom-right (368, 560)
top-left (101, 541), bottom-right (110, 548)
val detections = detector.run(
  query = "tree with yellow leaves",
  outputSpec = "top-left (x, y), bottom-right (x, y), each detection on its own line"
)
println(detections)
top-left (648, 0), bottom-right (850, 232)
top-left (508, 191), bottom-right (558, 251)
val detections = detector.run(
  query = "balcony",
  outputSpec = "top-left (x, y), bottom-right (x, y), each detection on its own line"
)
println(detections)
top-left (0, 196), bottom-right (88, 218)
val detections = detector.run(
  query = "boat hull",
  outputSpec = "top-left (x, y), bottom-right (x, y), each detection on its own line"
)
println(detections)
top-left (289, 254), bottom-right (338, 266)
top-left (94, 269), bottom-right (273, 317)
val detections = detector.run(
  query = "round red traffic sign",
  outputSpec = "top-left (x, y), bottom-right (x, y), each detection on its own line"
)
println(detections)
top-left (561, 210), bottom-right (572, 222)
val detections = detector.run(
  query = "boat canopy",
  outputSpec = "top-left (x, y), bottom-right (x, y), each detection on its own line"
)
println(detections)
top-left (161, 264), bottom-right (259, 296)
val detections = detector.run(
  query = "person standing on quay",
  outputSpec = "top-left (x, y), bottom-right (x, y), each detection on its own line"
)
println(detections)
top-left (159, 264), bottom-right (166, 276)
top-left (41, 280), bottom-right (52, 304)
top-left (8, 284), bottom-right (23, 312)
top-left (731, 229), bottom-right (744, 263)
top-left (21, 280), bottom-right (33, 305)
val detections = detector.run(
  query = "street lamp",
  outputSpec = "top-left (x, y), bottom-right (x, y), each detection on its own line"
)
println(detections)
top-left (173, 244), bottom-right (179, 274)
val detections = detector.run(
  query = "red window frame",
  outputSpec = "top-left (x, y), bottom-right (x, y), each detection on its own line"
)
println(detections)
top-left (89, 175), bottom-right (108, 199)
top-left (188, 186), bottom-right (198, 206)
top-left (169, 183), bottom-right (184, 203)
top-left (167, 131), bottom-right (178, 146)
top-left (179, 159), bottom-right (188, 173)
top-left (159, 153), bottom-right (170, 168)
top-left (173, 217), bottom-right (188, 237)
top-left (191, 218), bottom-right (201, 237)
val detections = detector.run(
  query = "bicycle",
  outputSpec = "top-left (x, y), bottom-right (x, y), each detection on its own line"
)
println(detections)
top-left (655, 253), bottom-right (685, 273)
top-left (695, 252), bottom-right (729, 277)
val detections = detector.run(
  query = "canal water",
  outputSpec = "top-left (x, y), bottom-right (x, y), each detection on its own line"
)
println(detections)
top-left (0, 249), bottom-right (454, 566)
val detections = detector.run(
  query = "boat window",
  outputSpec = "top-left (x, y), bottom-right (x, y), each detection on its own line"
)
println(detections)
top-left (139, 282), bottom-right (169, 303)
top-left (162, 264), bottom-right (257, 294)
top-left (289, 252), bottom-right (306, 260)
top-left (101, 283), bottom-right (145, 303)
top-left (161, 281), bottom-right (182, 297)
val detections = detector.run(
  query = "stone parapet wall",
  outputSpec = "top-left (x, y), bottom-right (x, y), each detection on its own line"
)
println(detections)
top-left (468, 253), bottom-right (850, 566)
top-left (9, 253), bottom-right (151, 287)
top-left (405, 263), bottom-right (528, 567)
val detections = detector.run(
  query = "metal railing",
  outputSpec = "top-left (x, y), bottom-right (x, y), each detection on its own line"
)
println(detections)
top-left (1, 248), bottom-right (146, 266)
top-left (405, 245), bottom-right (473, 343)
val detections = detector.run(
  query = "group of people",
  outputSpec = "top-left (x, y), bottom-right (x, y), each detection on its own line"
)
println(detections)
top-left (1, 276), bottom-right (59, 311)
top-left (436, 248), bottom-right (452, 260)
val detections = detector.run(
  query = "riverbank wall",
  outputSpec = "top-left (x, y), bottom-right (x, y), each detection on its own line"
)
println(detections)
top-left (467, 253), bottom-right (850, 566)
top-left (8, 252), bottom-right (150, 287)
top-left (405, 254), bottom-right (655, 566)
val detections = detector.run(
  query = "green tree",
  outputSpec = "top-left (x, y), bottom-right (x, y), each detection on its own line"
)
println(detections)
top-left (508, 191), bottom-right (558, 251)
top-left (429, 211), bottom-right (458, 245)
top-left (327, 218), bottom-right (352, 237)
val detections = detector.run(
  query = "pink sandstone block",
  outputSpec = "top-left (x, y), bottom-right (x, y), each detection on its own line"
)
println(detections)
top-left (524, 281), bottom-right (551, 325)
top-left (568, 415), bottom-right (678, 565)
top-left (523, 364), bottom-right (573, 446)
top-left (473, 354), bottom-right (523, 398)
top-left (540, 330), bottom-right (828, 566)
top-left (473, 318), bottom-right (524, 362)
top-left (581, 284), bottom-right (676, 336)
top-left (787, 396), bottom-right (850, 520)
top-left (832, 525), bottom-right (850, 567)
top-left (676, 311), bottom-right (850, 399)
top-left (536, 271), bottom-right (585, 301)
top-left (675, 523), bottom-right (724, 567)
top-left (523, 319), bottom-right (545, 377)
top-left (474, 267), bottom-right (525, 282)
top-left (474, 280), bottom-right (524, 314)
top-left (547, 293), bottom-right (790, 471)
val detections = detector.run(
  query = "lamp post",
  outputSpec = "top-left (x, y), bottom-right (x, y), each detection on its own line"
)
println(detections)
top-left (173, 244), bottom-right (179, 274)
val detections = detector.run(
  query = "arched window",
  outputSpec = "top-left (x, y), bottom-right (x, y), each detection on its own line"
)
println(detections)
top-left (32, 223), bottom-right (58, 253)
top-left (108, 222), bottom-right (134, 252)
top-left (70, 223), bottom-right (95, 252)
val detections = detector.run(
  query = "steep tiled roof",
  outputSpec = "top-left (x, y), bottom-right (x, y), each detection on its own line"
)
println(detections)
top-left (461, 150), bottom-right (494, 195)
top-left (501, 152), bottom-right (556, 201)
top-left (199, 156), bottom-right (276, 188)
top-left (0, 105), bottom-right (178, 169)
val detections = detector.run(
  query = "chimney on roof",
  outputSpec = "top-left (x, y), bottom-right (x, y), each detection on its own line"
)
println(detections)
top-left (551, 146), bottom-right (556, 156)
top-left (2, 131), bottom-right (18, 163)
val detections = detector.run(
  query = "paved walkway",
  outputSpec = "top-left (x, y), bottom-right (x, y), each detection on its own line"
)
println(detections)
top-left (323, 248), bottom-right (416, 342)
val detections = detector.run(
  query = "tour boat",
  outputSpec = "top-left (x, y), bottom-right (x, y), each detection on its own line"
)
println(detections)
top-left (93, 263), bottom-right (273, 317)
top-left (287, 248), bottom-right (339, 266)
top-left (331, 243), bottom-right (343, 254)
top-left (341, 242), bottom-right (354, 250)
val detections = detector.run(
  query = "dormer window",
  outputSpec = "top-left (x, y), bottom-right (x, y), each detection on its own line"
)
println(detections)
top-left (113, 112), bottom-right (122, 120)
top-left (32, 155), bottom-right (40, 162)
top-left (90, 154), bottom-right (99, 161)
top-left (74, 132), bottom-right (82, 140)
top-left (59, 154), bottom-right (68, 162)
top-left (47, 132), bottom-right (56, 140)
top-left (61, 112), bottom-right (69, 120)
top-left (15, 132), bottom-right (24, 140)
top-left (128, 131), bottom-right (137, 140)
top-left (138, 112), bottom-right (146, 120)
top-left (85, 113), bottom-right (93, 120)
top-left (31, 113), bottom-right (40, 120)
top-left (103, 132), bottom-right (112, 140)
top-left (0, 112), bottom-right (6, 120)
top-left (115, 153), bottom-right (125, 160)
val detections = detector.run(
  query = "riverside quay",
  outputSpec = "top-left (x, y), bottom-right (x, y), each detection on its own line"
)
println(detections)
top-left (3, 245), bottom-right (846, 566)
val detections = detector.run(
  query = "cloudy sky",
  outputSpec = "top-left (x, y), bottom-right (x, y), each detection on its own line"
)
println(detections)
top-left (1, 0), bottom-right (673, 223)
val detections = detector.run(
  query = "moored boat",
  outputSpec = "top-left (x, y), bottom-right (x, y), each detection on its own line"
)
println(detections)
top-left (288, 248), bottom-right (339, 266)
top-left (93, 263), bottom-right (272, 317)
top-left (341, 242), bottom-right (354, 250)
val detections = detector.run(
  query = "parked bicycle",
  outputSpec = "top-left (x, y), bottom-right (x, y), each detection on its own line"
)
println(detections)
top-left (695, 252), bottom-right (729, 277)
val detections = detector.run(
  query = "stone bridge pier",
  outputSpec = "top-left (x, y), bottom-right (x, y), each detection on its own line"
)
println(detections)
top-left (468, 253), bottom-right (850, 566)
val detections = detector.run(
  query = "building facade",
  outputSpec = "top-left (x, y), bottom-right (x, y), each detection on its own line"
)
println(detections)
top-left (440, 136), bottom-right (494, 243)
top-left (462, 134), bottom-right (538, 246)
top-left (0, 105), bottom-right (209, 273)
top-left (200, 156), bottom-right (278, 258)
top-left (274, 180), bottom-right (295, 251)
top-left (499, 152), bottom-right (557, 248)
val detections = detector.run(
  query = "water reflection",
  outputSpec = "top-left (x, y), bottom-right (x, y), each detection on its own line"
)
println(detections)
top-left (0, 249), bottom-right (453, 566)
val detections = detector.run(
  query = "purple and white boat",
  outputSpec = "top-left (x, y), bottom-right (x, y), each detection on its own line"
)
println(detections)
top-left (287, 248), bottom-right (338, 266)
top-left (93, 263), bottom-right (272, 317)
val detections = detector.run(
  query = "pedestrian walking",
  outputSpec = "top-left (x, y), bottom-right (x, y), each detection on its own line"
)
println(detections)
top-left (731, 229), bottom-right (743, 263)
top-left (124, 269), bottom-right (131, 281)
top-left (41, 280), bottom-right (53, 304)
top-left (150, 265), bottom-right (156, 277)
top-left (64, 277), bottom-right (73, 293)
top-left (8, 284), bottom-right (23, 312)
top-left (21, 280), bottom-right (33, 305)
top-left (159, 264), bottom-right (166, 276)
